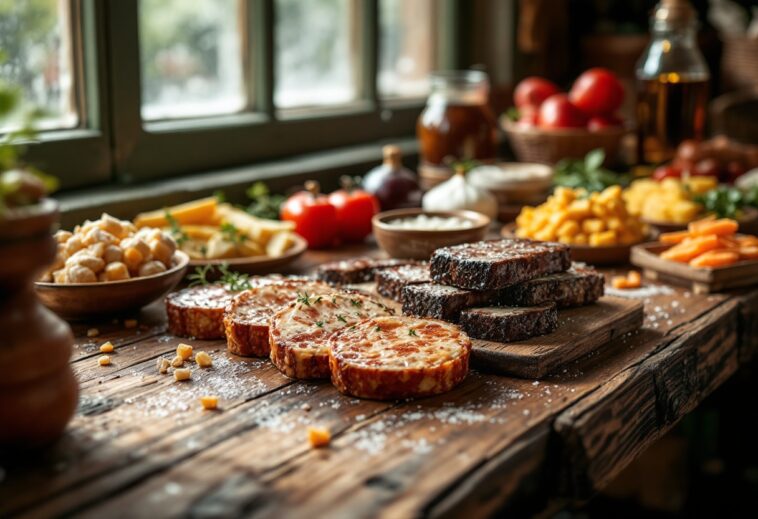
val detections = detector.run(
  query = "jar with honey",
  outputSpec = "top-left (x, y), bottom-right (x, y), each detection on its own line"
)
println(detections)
top-left (416, 70), bottom-right (497, 184)
top-left (636, 0), bottom-right (709, 165)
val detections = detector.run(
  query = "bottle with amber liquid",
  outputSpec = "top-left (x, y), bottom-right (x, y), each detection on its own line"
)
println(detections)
top-left (636, 0), bottom-right (709, 165)
top-left (416, 70), bottom-right (497, 187)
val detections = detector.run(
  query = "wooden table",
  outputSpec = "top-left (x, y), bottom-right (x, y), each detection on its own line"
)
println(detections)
top-left (4, 244), bottom-right (757, 518)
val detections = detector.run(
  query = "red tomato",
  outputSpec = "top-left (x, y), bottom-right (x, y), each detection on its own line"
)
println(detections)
top-left (653, 165), bottom-right (682, 181)
top-left (280, 181), bottom-right (338, 249)
top-left (328, 179), bottom-right (380, 242)
top-left (587, 114), bottom-right (623, 132)
top-left (514, 77), bottom-right (560, 109)
top-left (538, 94), bottom-right (588, 129)
top-left (569, 68), bottom-right (624, 116)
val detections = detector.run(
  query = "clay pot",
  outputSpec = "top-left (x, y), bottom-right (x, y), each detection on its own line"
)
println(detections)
top-left (0, 199), bottom-right (79, 447)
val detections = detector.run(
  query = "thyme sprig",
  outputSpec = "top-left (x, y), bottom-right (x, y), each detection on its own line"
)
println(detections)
top-left (165, 211), bottom-right (188, 246)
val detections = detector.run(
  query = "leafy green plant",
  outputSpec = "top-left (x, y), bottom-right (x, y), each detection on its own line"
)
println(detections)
top-left (245, 181), bottom-right (285, 220)
top-left (694, 185), bottom-right (758, 219)
top-left (553, 149), bottom-right (630, 193)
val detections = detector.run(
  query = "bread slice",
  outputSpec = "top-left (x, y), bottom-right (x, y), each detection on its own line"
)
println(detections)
top-left (401, 282), bottom-right (497, 322)
top-left (430, 238), bottom-right (571, 290)
top-left (459, 303), bottom-right (558, 342)
top-left (224, 280), bottom-right (331, 357)
top-left (375, 263), bottom-right (430, 302)
top-left (499, 263), bottom-right (604, 308)
top-left (328, 316), bottom-right (471, 400)
top-left (269, 292), bottom-right (394, 379)
top-left (166, 285), bottom-right (236, 339)
top-left (316, 257), bottom-right (419, 285)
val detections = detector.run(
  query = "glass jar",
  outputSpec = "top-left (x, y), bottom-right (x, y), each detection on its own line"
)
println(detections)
top-left (416, 70), bottom-right (498, 167)
top-left (636, 0), bottom-right (710, 164)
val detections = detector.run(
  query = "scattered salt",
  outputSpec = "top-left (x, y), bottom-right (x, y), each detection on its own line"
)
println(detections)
top-left (605, 284), bottom-right (674, 298)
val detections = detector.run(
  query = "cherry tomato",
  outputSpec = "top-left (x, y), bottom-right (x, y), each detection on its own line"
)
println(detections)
top-left (280, 181), bottom-right (338, 249)
top-left (538, 94), bottom-right (588, 129)
top-left (587, 114), bottom-right (623, 132)
top-left (569, 68), bottom-right (624, 116)
top-left (653, 164), bottom-right (682, 181)
top-left (514, 77), bottom-right (560, 109)
top-left (693, 158), bottom-right (720, 178)
top-left (328, 177), bottom-right (380, 242)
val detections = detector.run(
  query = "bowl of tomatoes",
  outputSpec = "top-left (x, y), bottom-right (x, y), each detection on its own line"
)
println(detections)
top-left (503, 69), bottom-right (627, 166)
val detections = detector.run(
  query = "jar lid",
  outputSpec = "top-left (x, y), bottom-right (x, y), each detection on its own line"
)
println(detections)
top-left (654, 0), bottom-right (696, 24)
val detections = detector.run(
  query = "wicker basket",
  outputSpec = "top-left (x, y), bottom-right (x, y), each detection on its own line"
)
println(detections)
top-left (722, 37), bottom-right (758, 91)
top-left (502, 119), bottom-right (625, 165)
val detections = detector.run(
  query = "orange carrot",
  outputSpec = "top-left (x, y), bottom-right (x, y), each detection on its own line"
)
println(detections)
top-left (689, 250), bottom-right (739, 268)
top-left (659, 230), bottom-right (690, 244)
top-left (739, 246), bottom-right (758, 260)
top-left (687, 218), bottom-right (739, 237)
top-left (660, 234), bottom-right (721, 262)
top-left (737, 236), bottom-right (758, 247)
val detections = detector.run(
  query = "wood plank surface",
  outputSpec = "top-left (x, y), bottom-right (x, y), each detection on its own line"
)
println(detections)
top-left (2, 243), bottom-right (756, 519)
top-left (470, 296), bottom-right (644, 378)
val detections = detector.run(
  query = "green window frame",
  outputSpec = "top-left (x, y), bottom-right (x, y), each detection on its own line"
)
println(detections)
top-left (16, 0), bottom-right (462, 190)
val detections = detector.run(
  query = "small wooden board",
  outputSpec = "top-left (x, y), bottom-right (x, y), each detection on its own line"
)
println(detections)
top-left (631, 241), bottom-right (758, 294)
top-left (470, 296), bottom-right (644, 379)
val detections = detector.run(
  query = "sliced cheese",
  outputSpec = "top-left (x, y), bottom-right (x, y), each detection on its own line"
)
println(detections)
top-left (134, 197), bottom-right (218, 228)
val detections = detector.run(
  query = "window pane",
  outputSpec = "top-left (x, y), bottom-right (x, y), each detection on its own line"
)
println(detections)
top-left (275, 0), bottom-right (360, 109)
top-left (139, 0), bottom-right (246, 121)
top-left (378, 0), bottom-right (436, 99)
top-left (0, 0), bottom-right (77, 131)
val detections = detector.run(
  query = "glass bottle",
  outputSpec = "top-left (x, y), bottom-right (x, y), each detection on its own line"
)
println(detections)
top-left (416, 70), bottom-right (498, 167)
top-left (636, 0), bottom-right (709, 165)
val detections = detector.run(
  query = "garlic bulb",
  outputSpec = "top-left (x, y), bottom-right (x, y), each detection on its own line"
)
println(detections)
top-left (422, 169), bottom-right (498, 220)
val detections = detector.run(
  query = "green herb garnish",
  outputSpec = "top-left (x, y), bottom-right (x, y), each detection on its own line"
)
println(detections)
top-left (296, 292), bottom-right (311, 306)
top-left (315, 321), bottom-right (324, 328)
top-left (350, 299), bottom-right (363, 308)
top-left (336, 314), bottom-right (347, 323)
top-left (408, 329), bottom-right (417, 336)
top-left (165, 211), bottom-right (189, 246)
top-left (694, 185), bottom-right (758, 219)
top-left (218, 263), bottom-right (252, 291)
top-left (245, 181), bottom-right (286, 220)
top-left (188, 264), bottom-right (213, 287)
top-left (553, 149), bottom-right (631, 193)
top-left (220, 222), bottom-right (247, 245)
top-left (374, 326), bottom-right (382, 333)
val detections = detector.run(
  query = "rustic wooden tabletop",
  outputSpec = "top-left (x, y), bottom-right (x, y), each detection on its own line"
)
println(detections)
top-left (3, 243), bottom-right (757, 518)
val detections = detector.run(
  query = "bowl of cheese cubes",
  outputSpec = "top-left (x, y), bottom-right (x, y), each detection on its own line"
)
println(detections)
top-left (508, 185), bottom-right (648, 265)
top-left (35, 213), bottom-right (189, 319)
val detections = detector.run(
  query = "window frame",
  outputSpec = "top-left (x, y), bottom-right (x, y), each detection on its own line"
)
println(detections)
top-left (106, 0), bottom-right (457, 183)
top-left (21, 0), bottom-right (112, 190)
top-left (12, 0), bottom-right (462, 189)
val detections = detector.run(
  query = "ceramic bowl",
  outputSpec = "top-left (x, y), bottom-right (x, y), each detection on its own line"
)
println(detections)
top-left (372, 209), bottom-right (490, 259)
top-left (35, 251), bottom-right (190, 320)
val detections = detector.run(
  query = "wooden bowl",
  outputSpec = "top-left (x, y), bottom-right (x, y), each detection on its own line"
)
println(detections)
top-left (501, 223), bottom-right (641, 266)
top-left (502, 118), bottom-right (625, 166)
top-left (188, 234), bottom-right (308, 274)
top-left (35, 251), bottom-right (190, 320)
top-left (373, 209), bottom-right (490, 259)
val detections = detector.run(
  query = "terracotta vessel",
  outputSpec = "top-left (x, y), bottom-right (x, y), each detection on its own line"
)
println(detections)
top-left (0, 198), bottom-right (79, 447)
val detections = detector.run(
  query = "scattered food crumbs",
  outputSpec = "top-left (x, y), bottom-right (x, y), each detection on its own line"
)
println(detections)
top-left (157, 357), bottom-right (170, 374)
top-left (307, 426), bottom-right (331, 448)
top-left (611, 270), bottom-right (642, 289)
top-left (605, 283), bottom-right (674, 299)
top-left (174, 368), bottom-right (191, 381)
top-left (124, 319), bottom-right (138, 329)
top-left (200, 395), bottom-right (218, 410)
top-left (177, 343), bottom-right (193, 360)
top-left (87, 328), bottom-right (99, 338)
top-left (99, 341), bottom-right (114, 353)
top-left (171, 355), bottom-right (184, 368)
top-left (195, 351), bottom-right (213, 368)
top-left (98, 355), bottom-right (111, 366)
top-left (301, 403), bottom-right (312, 412)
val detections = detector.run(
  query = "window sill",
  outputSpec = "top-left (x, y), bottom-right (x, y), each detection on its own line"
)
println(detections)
top-left (57, 137), bottom-right (419, 229)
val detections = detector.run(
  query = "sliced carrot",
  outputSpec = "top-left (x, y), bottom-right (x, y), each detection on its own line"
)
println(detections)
top-left (612, 276), bottom-right (632, 289)
top-left (687, 218), bottom-right (739, 237)
top-left (719, 236), bottom-right (739, 249)
top-left (739, 246), bottom-right (758, 260)
top-left (659, 230), bottom-right (690, 244)
top-left (737, 236), bottom-right (758, 247)
top-left (689, 250), bottom-right (739, 268)
top-left (627, 270), bottom-right (642, 287)
top-left (660, 234), bottom-right (721, 262)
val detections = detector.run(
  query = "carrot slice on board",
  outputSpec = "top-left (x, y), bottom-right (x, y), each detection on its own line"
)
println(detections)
top-left (660, 235), bottom-right (721, 262)
top-left (689, 250), bottom-right (739, 268)
top-left (659, 231), bottom-right (690, 244)
top-left (687, 218), bottom-right (739, 237)
top-left (739, 246), bottom-right (758, 260)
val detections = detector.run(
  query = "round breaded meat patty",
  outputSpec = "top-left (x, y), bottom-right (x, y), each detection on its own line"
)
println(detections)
top-left (328, 316), bottom-right (471, 400)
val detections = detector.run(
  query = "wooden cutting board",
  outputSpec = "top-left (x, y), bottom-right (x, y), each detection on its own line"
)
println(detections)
top-left (470, 296), bottom-right (644, 379)
top-left (354, 281), bottom-right (645, 380)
